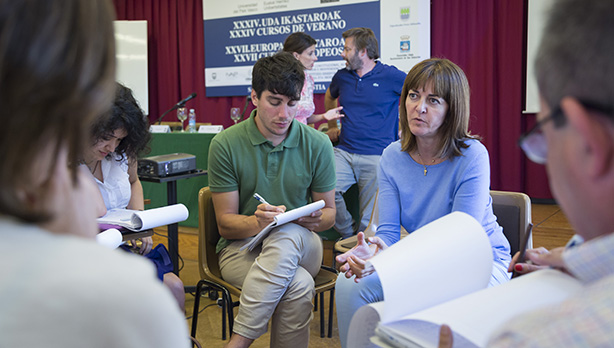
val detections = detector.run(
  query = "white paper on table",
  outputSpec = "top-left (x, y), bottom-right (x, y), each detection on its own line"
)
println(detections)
top-left (240, 200), bottom-right (325, 251)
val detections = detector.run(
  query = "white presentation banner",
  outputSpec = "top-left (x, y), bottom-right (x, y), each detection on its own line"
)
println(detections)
top-left (203, 0), bottom-right (430, 97)
top-left (525, 0), bottom-right (555, 114)
top-left (380, 0), bottom-right (430, 73)
top-left (114, 21), bottom-right (149, 115)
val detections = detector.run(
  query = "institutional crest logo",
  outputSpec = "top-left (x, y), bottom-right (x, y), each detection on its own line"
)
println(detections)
top-left (400, 35), bottom-right (410, 52)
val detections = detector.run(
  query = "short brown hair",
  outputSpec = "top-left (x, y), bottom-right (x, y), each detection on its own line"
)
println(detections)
top-left (343, 27), bottom-right (379, 60)
top-left (0, 0), bottom-right (116, 222)
top-left (399, 58), bottom-right (479, 159)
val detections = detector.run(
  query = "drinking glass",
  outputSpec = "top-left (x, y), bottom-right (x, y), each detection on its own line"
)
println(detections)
top-left (230, 107), bottom-right (241, 125)
top-left (177, 107), bottom-right (187, 132)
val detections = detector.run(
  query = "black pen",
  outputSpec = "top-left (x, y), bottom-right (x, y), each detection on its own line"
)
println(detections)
top-left (512, 222), bottom-right (533, 278)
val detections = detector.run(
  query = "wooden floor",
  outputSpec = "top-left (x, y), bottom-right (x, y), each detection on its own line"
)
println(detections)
top-left (152, 203), bottom-right (576, 348)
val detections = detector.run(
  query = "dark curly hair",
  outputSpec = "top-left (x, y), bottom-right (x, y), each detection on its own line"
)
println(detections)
top-left (91, 83), bottom-right (150, 160)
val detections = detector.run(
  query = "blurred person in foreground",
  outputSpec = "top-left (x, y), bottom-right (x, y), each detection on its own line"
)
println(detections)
top-left (439, 0), bottom-right (614, 346)
top-left (0, 1), bottom-right (189, 347)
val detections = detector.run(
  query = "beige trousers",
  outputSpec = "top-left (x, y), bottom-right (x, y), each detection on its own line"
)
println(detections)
top-left (219, 223), bottom-right (323, 348)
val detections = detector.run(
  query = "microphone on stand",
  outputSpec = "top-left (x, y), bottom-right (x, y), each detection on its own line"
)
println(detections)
top-left (155, 93), bottom-right (197, 124)
top-left (174, 93), bottom-right (197, 108)
top-left (241, 94), bottom-right (252, 120)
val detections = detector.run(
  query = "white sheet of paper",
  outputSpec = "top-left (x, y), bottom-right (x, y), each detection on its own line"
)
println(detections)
top-left (132, 204), bottom-right (189, 230)
top-left (96, 228), bottom-right (123, 249)
top-left (97, 203), bottom-right (189, 231)
top-left (368, 211), bottom-right (493, 324)
top-left (240, 200), bottom-right (325, 251)
top-left (378, 269), bottom-right (582, 348)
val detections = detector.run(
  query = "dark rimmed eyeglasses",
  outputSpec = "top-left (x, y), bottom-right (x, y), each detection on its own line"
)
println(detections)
top-left (517, 107), bottom-right (564, 165)
top-left (518, 101), bottom-right (612, 164)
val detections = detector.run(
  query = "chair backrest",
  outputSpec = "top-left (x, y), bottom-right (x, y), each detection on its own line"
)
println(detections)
top-left (198, 187), bottom-right (242, 295)
top-left (490, 190), bottom-right (532, 256)
top-left (198, 186), bottom-right (223, 280)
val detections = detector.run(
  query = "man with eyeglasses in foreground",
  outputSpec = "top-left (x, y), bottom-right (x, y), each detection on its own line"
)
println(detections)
top-left (439, 0), bottom-right (614, 346)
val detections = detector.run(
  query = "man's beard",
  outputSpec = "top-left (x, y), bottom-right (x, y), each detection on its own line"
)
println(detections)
top-left (346, 51), bottom-right (363, 71)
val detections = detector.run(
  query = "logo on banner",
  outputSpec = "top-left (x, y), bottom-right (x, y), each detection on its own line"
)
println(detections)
top-left (400, 35), bottom-right (410, 52)
top-left (321, 0), bottom-right (339, 2)
top-left (400, 7), bottom-right (410, 20)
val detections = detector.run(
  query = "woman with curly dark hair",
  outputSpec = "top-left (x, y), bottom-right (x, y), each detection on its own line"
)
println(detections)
top-left (83, 83), bottom-right (185, 311)
top-left (85, 83), bottom-right (150, 217)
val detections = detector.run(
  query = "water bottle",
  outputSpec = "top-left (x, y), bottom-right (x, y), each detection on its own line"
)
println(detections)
top-left (188, 109), bottom-right (196, 133)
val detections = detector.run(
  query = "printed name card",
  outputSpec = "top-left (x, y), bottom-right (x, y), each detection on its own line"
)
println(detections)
top-left (198, 125), bottom-right (224, 133)
top-left (149, 125), bottom-right (171, 133)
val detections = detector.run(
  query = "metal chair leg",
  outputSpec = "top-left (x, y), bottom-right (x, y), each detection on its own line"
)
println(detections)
top-left (190, 280), bottom-right (205, 340)
top-left (192, 279), bottom-right (235, 340)
top-left (328, 288), bottom-right (335, 338)
top-left (319, 290), bottom-right (325, 337)
top-left (221, 294), bottom-right (227, 340)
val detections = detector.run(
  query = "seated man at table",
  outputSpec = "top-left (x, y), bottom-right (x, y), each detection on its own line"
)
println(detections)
top-left (207, 52), bottom-right (336, 348)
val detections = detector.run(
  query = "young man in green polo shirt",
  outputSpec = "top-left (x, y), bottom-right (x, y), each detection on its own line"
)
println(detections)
top-left (207, 52), bottom-right (336, 348)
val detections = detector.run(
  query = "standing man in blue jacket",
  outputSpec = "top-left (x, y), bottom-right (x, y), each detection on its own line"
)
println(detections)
top-left (325, 27), bottom-right (406, 238)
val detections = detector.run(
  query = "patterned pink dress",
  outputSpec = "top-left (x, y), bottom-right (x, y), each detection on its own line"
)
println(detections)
top-left (294, 72), bottom-right (315, 125)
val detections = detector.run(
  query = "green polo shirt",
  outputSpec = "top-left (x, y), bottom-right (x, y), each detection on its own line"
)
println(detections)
top-left (209, 110), bottom-right (336, 252)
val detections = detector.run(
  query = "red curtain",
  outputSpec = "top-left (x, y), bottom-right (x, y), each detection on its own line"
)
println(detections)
top-left (113, 0), bottom-right (250, 127)
top-left (431, 0), bottom-right (551, 199)
top-left (112, 0), bottom-right (552, 199)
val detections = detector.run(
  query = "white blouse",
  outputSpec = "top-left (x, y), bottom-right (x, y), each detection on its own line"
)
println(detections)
top-left (91, 153), bottom-right (131, 210)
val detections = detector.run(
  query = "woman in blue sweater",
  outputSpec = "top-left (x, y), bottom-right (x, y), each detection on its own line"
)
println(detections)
top-left (334, 58), bottom-right (511, 347)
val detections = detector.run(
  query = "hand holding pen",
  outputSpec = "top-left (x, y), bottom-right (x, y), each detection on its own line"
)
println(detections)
top-left (508, 223), bottom-right (569, 276)
top-left (253, 193), bottom-right (271, 206)
top-left (253, 193), bottom-right (286, 227)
